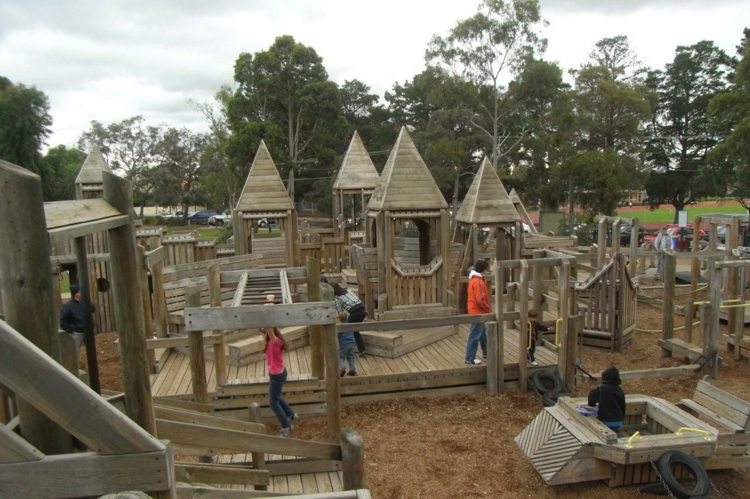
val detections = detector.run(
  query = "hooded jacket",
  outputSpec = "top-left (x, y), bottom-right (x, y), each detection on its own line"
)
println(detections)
top-left (588, 366), bottom-right (626, 423)
top-left (467, 270), bottom-right (490, 315)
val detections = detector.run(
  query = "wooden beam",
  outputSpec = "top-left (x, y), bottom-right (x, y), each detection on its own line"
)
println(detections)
top-left (154, 405), bottom-right (264, 434)
top-left (156, 419), bottom-right (340, 460)
top-left (103, 171), bottom-right (157, 435)
top-left (336, 312), bottom-right (498, 333)
top-left (324, 323), bottom-right (341, 443)
top-left (185, 302), bottom-right (336, 331)
top-left (208, 263), bottom-right (227, 386)
top-left (307, 257), bottom-right (324, 380)
top-left (341, 428), bottom-right (365, 490)
top-left (47, 214), bottom-right (130, 246)
top-left (0, 423), bottom-right (44, 463)
top-left (0, 160), bottom-right (71, 454)
top-left (174, 463), bottom-right (269, 486)
top-left (185, 289), bottom-right (209, 404)
top-left (0, 319), bottom-right (164, 454)
top-left (0, 450), bottom-right (173, 497)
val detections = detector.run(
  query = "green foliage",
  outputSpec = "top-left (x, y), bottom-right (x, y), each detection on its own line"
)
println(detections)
top-left (40, 145), bottom-right (86, 201)
top-left (425, 0), bottom-right (547, 170)
top-left (708, 29), bottom-right (750, 210)
top-left (228, 35), bottom-right (346, 202)
top-left (646, 40), bottom-right (733, 216)
top-left (0, 76), bottom-right (52, 175)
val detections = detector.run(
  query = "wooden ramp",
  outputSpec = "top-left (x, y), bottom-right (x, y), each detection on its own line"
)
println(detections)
top-left (361, 324), bottom-right (457, 358)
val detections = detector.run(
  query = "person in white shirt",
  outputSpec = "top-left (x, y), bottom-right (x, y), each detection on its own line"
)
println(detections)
top-left (654, 227), bottom-right (670, 279)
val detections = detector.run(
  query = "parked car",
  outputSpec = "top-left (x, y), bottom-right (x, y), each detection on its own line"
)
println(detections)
top-left (187, 210), bottom-right (219, 225)
top-left (209, 211), bottom-right (231, 226)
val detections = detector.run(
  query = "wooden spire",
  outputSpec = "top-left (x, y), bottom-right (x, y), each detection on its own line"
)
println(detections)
top-left (235, 140), bottom-right (294, 212)
top-left (333, 131), bottom-right (380, 191)
top-left (368, 127), bottom-right (447, 211)
top-left (75, 148), bottom-right (111, 185)
top-left (455, 157), bottom-right (520, 225)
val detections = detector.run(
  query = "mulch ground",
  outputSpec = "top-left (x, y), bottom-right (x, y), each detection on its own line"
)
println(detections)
top-left (89, 273), bottom-right (750, 498)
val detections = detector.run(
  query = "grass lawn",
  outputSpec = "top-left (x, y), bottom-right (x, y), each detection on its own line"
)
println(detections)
top-left (617, 203), bottom-right (747, 223)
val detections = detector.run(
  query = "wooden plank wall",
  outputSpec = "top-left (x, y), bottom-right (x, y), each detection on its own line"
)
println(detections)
top-left (162, 232), bottom-right (198, 266)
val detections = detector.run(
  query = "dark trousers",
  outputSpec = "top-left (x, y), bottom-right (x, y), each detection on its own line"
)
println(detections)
top-left (348, 305), bottom-right (367, 353)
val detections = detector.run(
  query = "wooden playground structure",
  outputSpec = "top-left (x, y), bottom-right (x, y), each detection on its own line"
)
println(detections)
top-left (3, 127), bottom-right (750, 497)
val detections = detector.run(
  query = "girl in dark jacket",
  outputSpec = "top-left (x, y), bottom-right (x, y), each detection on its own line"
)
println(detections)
top-left (588, 366), bottom-right (626, 431)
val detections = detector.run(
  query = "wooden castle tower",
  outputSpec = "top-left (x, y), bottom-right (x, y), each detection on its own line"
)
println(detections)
top-left (233, 140), bottom-right (298, 266)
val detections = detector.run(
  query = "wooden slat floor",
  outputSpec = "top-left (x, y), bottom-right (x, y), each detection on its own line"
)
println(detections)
top-left (151, 324), bottom-right (558, 397)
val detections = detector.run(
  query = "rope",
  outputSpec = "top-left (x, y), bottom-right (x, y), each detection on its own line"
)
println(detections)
top-left (634, 321), bottom-right (700, 333)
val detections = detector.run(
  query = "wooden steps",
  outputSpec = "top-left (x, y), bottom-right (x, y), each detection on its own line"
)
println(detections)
top-left (361, 325), bottom-right (457, 358)
top-left (227, 326), bottom-right (308, 366)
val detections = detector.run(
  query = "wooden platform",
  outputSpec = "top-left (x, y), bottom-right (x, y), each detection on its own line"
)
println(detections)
top-left (151, 325), bottom-right (558, 399)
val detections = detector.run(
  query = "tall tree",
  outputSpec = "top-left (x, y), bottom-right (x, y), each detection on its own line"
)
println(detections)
top-left (0, 76), bottom-right (52, 175)
top-left (229, 35), bottom-right (345, 201)
top-left (645, 41), bottom-right (733, 219)
top-left (708, 30), bottom-right (750, 212)
top-left (78, 116), bottom-right (161, 214)
top-left (425, 0), bottom-right (547, 171)
top-left (40, 145), bottom-right (86, 201)
top-left (150, 128), bottom-right (208, 219)
top-left (567, 36), bottom-right (652, 217)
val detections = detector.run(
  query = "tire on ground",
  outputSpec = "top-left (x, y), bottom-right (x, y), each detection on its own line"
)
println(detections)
top-left (656, 450), bottom-right (710, 499)
top-left (530, 369), bottom-right (562, 394)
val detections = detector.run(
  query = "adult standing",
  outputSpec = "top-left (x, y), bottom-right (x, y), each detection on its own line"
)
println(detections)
top-left (59, 284), bottom-right (93, 351)
top-left (331, 282), bottom-right (367, 356)
top-left (465, 259), bottom-right (490, 365)
top-left (263, 326), bottom-right (298, 437)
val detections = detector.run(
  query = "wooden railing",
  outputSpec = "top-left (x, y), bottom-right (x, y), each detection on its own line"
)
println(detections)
top-left (0, 319), bottom-right (173, 497)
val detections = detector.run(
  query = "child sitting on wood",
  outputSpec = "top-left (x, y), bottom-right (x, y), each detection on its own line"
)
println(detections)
top-left (588, 366), bottom-right (626, 431)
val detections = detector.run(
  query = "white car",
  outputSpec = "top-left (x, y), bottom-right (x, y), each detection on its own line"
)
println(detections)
top-left (208, 211), bottom-right (231, 226)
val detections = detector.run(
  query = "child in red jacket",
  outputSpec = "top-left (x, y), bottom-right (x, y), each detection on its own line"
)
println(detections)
top-left (465, 259), bottom-right (490, 364)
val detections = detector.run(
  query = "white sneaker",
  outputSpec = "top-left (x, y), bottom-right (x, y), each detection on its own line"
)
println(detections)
top-left (473, 358), bottom-right (482, 365)
top-left (530, 361), bottom-right (538, 366)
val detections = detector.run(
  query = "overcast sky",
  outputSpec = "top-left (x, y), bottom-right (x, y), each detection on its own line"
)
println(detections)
top-left (1, 0), bottom-right (746, 149)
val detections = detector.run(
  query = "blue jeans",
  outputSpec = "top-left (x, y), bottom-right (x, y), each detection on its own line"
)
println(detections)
top-left (339, 342), bottom-right (356, 372)
top-left (465, 321), bottom-right (487, 362)
top-left (269, 369), bottom-right (294, 429)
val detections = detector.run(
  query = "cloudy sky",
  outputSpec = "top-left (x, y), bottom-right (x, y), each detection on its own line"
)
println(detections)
top-left (1, 0), bottom-right (746, 148)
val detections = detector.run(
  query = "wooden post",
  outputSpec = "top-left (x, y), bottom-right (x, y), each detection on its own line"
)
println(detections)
top-left (559, 260), bottom-right (574, 391)
top-left (532, 250), bottom-right (544, 315)
top-left (324, 323), bottom-right (340, 442)
top-left (138, 245), bottom-right (156, 375)
top-left (185, 288), bottom-right (209, 404)
top-left (518, 261), bottom-right (529, 393)
top-left (307, 257), bottom-right (324, 379)
top-left (494, 262), bottom-right (505, 393)
top-left (728, 218), bottom-right (741, 359)
top-left (0, 159), bottom-right (71, 453)
top-left (629, 218), bottom-right (639, 276)
top-left (661, 251), bottom-right (676, 358)
top-left (248, 403), bottom-right (267, 491)
top-left (700, 303), bottom-right (712, 374)
top-left (75, 236), bottom-right (101, 393)
top-left (685, 301), bottom-right (695, 344)
top-left (734, 269), bottom-right (746, 360)
top-left (597, 218), bottom-right (607, 268)
top-left (151, 260), bottom-right (168, 338)
top-left (486, 321), bottom-right (498, 395)
top-left (709, 260), bottom-right (721, 379)
top-left (208, 263), bottom-right (227, 386)
top-left (341, 428), bottom-right (365, 490)
top-left (691, 215), bottom-right (702, 294)
top-left (103, 171), bottom-right (157, 435)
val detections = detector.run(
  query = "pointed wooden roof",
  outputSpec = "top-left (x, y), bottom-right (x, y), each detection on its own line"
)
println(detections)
top-left (75, 148), bottom-right (111, 185)
top-left (235, 140), bottom-right (294, 212)
top-left (454, 157), bottom-right (520, 225)
top-left (333, 131), bottom-right (380, 191)
top-left (368, 127), bottom-right (447, 211)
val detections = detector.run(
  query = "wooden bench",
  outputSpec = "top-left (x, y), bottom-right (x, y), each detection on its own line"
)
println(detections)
top-left (678, 376), bottom-right (750, 469)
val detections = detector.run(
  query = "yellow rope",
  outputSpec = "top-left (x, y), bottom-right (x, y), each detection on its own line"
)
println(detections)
top-left (554, 318), bottom-right (562, 347)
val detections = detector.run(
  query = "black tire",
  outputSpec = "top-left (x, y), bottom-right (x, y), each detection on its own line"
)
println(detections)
top-left (541, 392), bottom-right (558, 407)
top-left (656, 450), bottom-right (710, 499)
top-left (530, 369), bottom-right (562, 394)
top-left (216, 219), bottom-right (224, 227)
